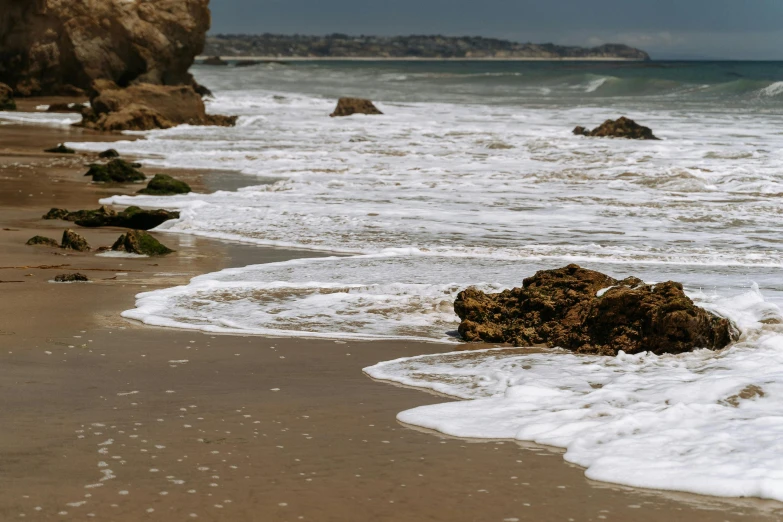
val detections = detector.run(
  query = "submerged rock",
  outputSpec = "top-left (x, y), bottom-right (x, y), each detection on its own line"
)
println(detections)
top-left (44, 143), bottom-right (75, 154)
top-left (43, 205), bottom-right (179, 230)
top-left (85, 159), bottom-right (146, 183)
top-left (454, 264), bottom-right (736, 356)
top-left (0, 0), bottom-right (210, 96)
top-left (573, 117), bottom-right (659, 140)
top-left (61, 230), bottom-right (91, 252)
top-left (112, 230), bottom-right (173, 256)
top-left (330, 97), bottom-right (383, 117)
top-left (138, 174), bottom-right (192, 195)
top-left (98, 149), bottom-right (120, 159)
top-left (203, 56), bottom-right (229, 66)
top-left (0, 83), bottom-right (16, 111)
top-left (26, 236), bottom-right (60, 247)
top-left (78, 80), bottom-right (237, 132)
top-left (54, 273), bottom-right (89, 283)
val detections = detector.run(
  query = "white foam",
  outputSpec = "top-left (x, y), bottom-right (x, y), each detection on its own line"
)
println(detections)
top-left (0, 111), bottom-right (80, 126)
top-left (365, 286), bottom-right (783, 501)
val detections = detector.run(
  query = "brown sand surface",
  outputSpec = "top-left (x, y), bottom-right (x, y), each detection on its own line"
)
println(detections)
top-left (1, 119), bottom-right (782, 521)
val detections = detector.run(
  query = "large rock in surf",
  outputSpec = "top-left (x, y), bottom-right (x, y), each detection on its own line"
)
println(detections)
top-left (0, 0), bottom-right (211, 96)
top-left (0, 82), bottom-right (15, 110)
top-left (330, 98), bottom-right (383, 117)
top-left (78, 80), bottom-right (237, 131)
top-left (85, 158), bottom-right (145, 183)
top-left (44, 206), bottom-right (179, 230)
top-left (61, 229), bottom-right (90, 252)
top-left (112, 230), bottom-right (173, 256)
top-left (573, 117), bottom-right (659, 140)
top-left (138, 174), bottom-right (192, 195)
top-left (454, 264), bottom-right (736, 356)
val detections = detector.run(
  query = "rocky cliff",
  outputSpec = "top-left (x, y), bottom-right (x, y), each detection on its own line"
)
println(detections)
top-left (0, 0), bottom-right (211, 96)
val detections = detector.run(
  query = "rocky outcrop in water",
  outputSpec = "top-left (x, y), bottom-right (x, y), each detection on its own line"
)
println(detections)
top-left (0, 0), bottom-right (211, 96)
top-left (44, 206), bottom-right (179, 230)
top-left (138, 174), bottom-right (192, 195)
top-left (78, 80), bottom-right (237, 132)
top-left (454, 264), bottom-right (736, 356)
top-left (330, 98), bottom-right (383, 117)
top-left (61, 230), bottom-right (90, 252)
top-left (112, 230), bottom-right (173, 256)
top-left (0, 83), bottom-right (15, 110)
top-left (573, 117), bottom-right (659, 140)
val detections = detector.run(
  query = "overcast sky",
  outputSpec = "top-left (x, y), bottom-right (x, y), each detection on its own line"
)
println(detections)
top-left (210, 0), bottom-right (783, 59)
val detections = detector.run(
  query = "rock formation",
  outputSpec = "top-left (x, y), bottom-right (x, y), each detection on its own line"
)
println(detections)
top-left (78, 80), bottom-right (237, 131)
top-left (44, 206), bottom-right (179, 230)
top-left (454, 264), bottom-right (736, 356)
top-left (573, 117), bottom-right (659, 140)
top-left (0, 82), bottom-right (15, 110)
top-left (61, 229), bottom-right (90, 252)
top-left (138, 174), bottom-right (192, 195)
top-left (330, 98), bottom-right (383, 117)
top-left (26, 235), bottom-right (59, 247)
top-left (44, 144), bottom-right (75, 154)
top-left (54, 273), bottom-right (89, 283)
top-left (98, 149), bottom-right (120, 159)
top-left (0, 0), bottom-right (211, 96)
top-left (85, 158), bottom-right (145, 183)
top-left (112, 230), bottom-right (173, 256)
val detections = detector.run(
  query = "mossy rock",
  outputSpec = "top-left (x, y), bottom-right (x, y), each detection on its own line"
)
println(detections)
top-left (44, 143), bottom-right (76, 154)
top-left (138, 174), bottom-right (192, 195)
top-left (85, 159), bottom-right (146, 183)
top-left (98, 149), bottom-right (120, 159)
top-left (54, 273), bottom-right (90, 282)
top-left (43, 208), bottom-right (71, 220)
top-left (61, 229), bottom-right (91, 252)
top-left (112, 230), bottom-right (173, 256)
top-left (26, 236), bottom-right (60, 247)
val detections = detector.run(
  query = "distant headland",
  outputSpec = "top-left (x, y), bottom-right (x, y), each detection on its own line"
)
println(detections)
top-left (202, 34), bottom-right (651, 61)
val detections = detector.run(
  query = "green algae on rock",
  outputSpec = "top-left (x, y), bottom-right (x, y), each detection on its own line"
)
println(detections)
top-left (26, 236), bottom-right (60, 247)
top-left (61, 229), bottom-right (90, 252)
top-left (138, 174), bottom-right (192, 195)
top-left (111, 230), bottom-right (173, 256)
top-left (85, 159), bottom-right (146, 183)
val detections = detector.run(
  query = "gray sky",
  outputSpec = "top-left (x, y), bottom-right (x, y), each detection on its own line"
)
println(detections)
top-left (210, 0), bottom-right (783, 60)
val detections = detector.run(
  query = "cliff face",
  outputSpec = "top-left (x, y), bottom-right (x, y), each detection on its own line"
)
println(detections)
top-left (0, 0), bottom-right (211, 96)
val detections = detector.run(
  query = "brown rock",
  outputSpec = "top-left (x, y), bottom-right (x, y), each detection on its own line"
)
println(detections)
top-left (0, 0), bottom-right (211, 96)
top-left (112, 229), bottom-right (173, 256)
top-left (330, 98), bottom-right (383, 117)
top-left (61, 229), bottom-right (90, 252)
top-left (573, 117), bottom-right (659, 140)
top-left (454, 264), bottom-right (736, 356)
top-left (26, 236), bottom-right (60, 247)
top-left (78, 80), bottom-right (237, 131)
top-left (0, 82), bottom-right (16, 110)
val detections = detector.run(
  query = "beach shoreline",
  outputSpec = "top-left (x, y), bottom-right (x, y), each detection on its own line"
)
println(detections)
top-left (1, 114), bottom-right (782, 521)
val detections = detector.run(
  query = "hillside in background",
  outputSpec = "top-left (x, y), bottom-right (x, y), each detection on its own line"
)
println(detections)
top-left (204, 34), bottom-right (651, 60)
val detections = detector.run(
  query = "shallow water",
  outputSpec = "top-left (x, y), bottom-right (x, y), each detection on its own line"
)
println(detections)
top-left (46, 60), bottom-right (783, 500)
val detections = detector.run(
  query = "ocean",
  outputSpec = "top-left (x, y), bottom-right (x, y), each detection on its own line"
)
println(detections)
top-left (41, 60), bottom-right (783, 501)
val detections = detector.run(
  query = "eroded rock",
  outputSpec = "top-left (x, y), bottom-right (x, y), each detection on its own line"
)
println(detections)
top-left (330, 98), bottom-right (383, 117)
top-left (78, 80), bottom-right (237, 132)
top-left (26, 236), bottom-right (60, 247)
top-left (454, 264), bottom-right (735, 356)
top-left (61, 230), bottom-right (90, 252)
top-left (138, 174), bottom-right (191, 195)
top-left (85, 159), bottom-right (146, 183)
top-left (112, 230), bottom-right (173, 256)
top-left (573, 117), bottom-right (659, 140)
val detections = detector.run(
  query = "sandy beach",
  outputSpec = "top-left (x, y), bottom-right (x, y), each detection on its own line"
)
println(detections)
top-left (2, 117), bottom-right (782, 522)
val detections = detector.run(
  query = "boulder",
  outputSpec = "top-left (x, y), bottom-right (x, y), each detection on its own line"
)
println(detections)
top-left (78, 80), bottom-right (237, 131)
top-left (44, 144), bottom-right (76, 154)
top-left (44, 206), bottom-right (113, 222)
top-left (330, 98), bottom-right (383, 117)
top-left (112, 230), bottom-right (173, 256)
top-left (0, 0), bottom-right (211, 96)
top-left (46, 103), bottom-right (87, 113)
top-left (0, 82), bottom-right (15, 110)
top-left (61, 229), bottom-right (90, 252)
top-left (26, 236), bottom-right (60, 247)
top-left (203, 56), bottom-right (229, 66)
top-left (454, 264), bottom-right (736, 356)
top-left (54, 273), bottom-right (90, 282)
top-left (138, 174), bottom-right (191, 195)
top-left (98, 149), bottom-right (120, 159)
top-left (85, 159), bottom-right (146, 183)
top-left (43, 205), bottom-right (179, 230)
top-left (573, 117), bottom-right (659, 140)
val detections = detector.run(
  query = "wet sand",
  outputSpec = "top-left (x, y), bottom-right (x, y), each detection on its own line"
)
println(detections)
top-left (1, 118), bottom-right (782, 521)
